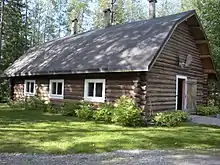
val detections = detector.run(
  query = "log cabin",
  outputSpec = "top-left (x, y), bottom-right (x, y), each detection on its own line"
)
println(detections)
top-left (3, 0), bottom-right (216, 115)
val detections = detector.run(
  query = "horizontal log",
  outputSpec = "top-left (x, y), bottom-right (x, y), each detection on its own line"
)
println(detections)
top-left (65, 84), bottom-right (84, 88)
top-left (148, 105), bottom-right (176, 112)
top-left (156, 54), bottom-right (203, 70)
top-left (200, 55), bottom-right (211, 58)
top-left (148, 84), bottom-right (175, 89)
top-left (168, 37), bottom-right (202, 55)
top-left (159, 48), bottom-right (202, 63)
top-left (106, 93), bottom-right (132, 98)
top-left (153, 61), bottom-right (204, 74)
top-left (65, 91), bottom-right (83, 96)
top-left (148, 88), bottom-right (174, 93)
top-left (107, 81), bottom-right (134, 85)
top-left (106, 85), bottom-right (135, 90)
top-left (65, 80), bottom-right (84, 84)
top-left (195, 40), bottom-right (208, 44)
top-left (166, 41), bottom-right (203, 59)
top-left (106, 89), bottom-right (133, 94)
top-left (65, 88), bottom-right (83, 92)
top-left (148, 97), bottom-right (175, 102)
top-left (147, 93), bottom-right (176, 97)
top-left (64, 95), bottom-right (83, 100)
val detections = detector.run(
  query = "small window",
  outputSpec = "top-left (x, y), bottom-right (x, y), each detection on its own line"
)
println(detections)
top-left (24, 80), bottom-right (36, 96)
top-left (49, 80), bottom-right (64, 99)
top-left (84, 79), bottom-right (105, 103)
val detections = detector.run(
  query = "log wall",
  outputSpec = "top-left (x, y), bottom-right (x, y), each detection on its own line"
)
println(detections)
top-left (12, 72), bottom-right (141, 104)
top-left (146, 21), bottom-right (205, 113)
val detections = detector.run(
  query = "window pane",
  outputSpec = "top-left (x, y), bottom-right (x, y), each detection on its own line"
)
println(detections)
top-left (88, 83), bottom-right (94, 97)
top-left (26, 82), bottom-right (30, 92)
top-left (52, 82), bottom-right (56, 94)
top-left (95, 83), bottom-right (103, 97)
top-left (30, 82), bottom-right (34, 93)
top-left (57, 82), bottom-right (62, 95)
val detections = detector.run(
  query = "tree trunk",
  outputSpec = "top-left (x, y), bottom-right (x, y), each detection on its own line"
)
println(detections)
top-left (0, 0), bottom-right (5, 62)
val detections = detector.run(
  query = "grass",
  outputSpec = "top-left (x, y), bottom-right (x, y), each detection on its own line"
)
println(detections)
top-left (0, 104), bottom-right (220, 154)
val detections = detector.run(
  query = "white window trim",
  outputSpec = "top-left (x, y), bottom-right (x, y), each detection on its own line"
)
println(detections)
top-left (49, 79), bottom-right (64, 99)
top-left (24, 80), bottom-right (36, 96)
top-left (84, 79), bottom-right (106, 103)
top-left (175, 75), bottom-right (187, 111)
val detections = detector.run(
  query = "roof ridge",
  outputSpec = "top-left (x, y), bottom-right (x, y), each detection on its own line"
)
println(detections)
top-left (29, 10), bottom-right (195, 50)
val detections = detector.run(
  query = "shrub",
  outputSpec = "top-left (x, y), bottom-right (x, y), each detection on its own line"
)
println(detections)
top-left (8, 97), bottom-right (55, 113)
top-left (61, 102), bottom-right (82, 116)
top-left (25, 97), bottom-right (48, 111)
top-left (197, 105), bottom-right (219, 116)
top-left (94, 103), bottom-right (114, 123)
top-left (8, 100), bottom-right (26, 109)
top-left (111, 96), bottom-right (144, 127)
top-left (75, 102), bottom-right (94, 120)
top-left (153, 110), bottom-right (188, 127)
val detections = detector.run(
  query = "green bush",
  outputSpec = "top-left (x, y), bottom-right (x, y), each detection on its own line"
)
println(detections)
top-left (153, 110), bottom-right (188, 127)
top-left (197, 105), bottom-right (219, 116)
top-left (75, 102), bottom-right (94, 120)
top-left (61, 102), bottom-right (82, 116)
top-left (8, 100), bottom-right (26, 109)
top-left (111, 96), bottom-right (144, 127)
top-left (8, 97), bottom-right (53, 113)
top-left (25, 97), bottom-right (48, 111)
top-left (94, 103), bottom-right (114, 123)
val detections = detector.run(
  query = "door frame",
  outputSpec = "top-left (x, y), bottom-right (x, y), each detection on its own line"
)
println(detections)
top-left (175, 75), bottom-right (187, 110)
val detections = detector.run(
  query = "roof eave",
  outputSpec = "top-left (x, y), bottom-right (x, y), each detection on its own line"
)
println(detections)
top-left (6, 67), bottom-right (149, 77)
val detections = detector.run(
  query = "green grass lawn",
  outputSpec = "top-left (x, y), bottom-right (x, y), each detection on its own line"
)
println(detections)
top-left (0, 104), bottom-right (220, 154)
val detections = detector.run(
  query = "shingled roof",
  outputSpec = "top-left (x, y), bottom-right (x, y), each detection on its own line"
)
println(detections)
top-left (4, 10), bottom-right (196, 77)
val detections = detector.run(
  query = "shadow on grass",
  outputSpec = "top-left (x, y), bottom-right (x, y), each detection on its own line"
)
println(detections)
top-left (0, 108), bottom-right (220, 154)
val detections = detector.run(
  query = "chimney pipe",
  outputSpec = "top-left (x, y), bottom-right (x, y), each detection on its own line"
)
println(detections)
top-left (71, 18), bottom-right (78, 35)
top-left (148, 0), bottom-right (157, 19)
top-left (103, 8), bottom-right (111, 27)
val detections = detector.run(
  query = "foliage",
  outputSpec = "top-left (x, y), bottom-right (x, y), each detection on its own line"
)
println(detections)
top-left (24, 97), bottom-right (47, 111)
top-left (0, 0), bottom-right (28, 102)
top-left (111, 96), bottom-right (144, 127)
top-left (7, 100), bottom-right (26, 110)
top-left (94, 103), bottom-right (114, 123)
top-left (93, 0), bottom-right (147, 28)
top-left (7, 97), bottom-right (55, 113)
top-left (60, 101), bottom-right (82, 116)
top-left (0, 79), bottom-right (10, 103)
top-left (75, 102), bottom-right (94, 120)
top-left (196, 105), bottom-right (220, 116)
top-left (153, 111), bottom-right (189, 127)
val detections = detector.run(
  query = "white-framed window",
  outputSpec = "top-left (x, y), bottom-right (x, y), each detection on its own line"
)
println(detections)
top-left (49, 79), bottom-right (64, 99)
top-left (24, 80), bottom-right (36, 96)
top-left (84, 79), bottom-right (106, 103)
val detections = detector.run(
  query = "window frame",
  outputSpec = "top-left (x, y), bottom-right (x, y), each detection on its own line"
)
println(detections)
top-left (49, 79), bottom-right (64, 99)
top-left (84, 79), bottom-right (106, 103)
top-left (24, 80), bottom-right (36, 96)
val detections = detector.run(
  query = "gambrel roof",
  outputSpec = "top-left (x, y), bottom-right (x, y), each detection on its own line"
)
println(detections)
top-left (3, 10), bottom-right (214, 77)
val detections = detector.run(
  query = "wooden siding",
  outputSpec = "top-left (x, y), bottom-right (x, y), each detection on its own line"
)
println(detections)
top-left (146, 21), bottom-right (205, 114)
top-left (12, 72), bottom-right (141, 104)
